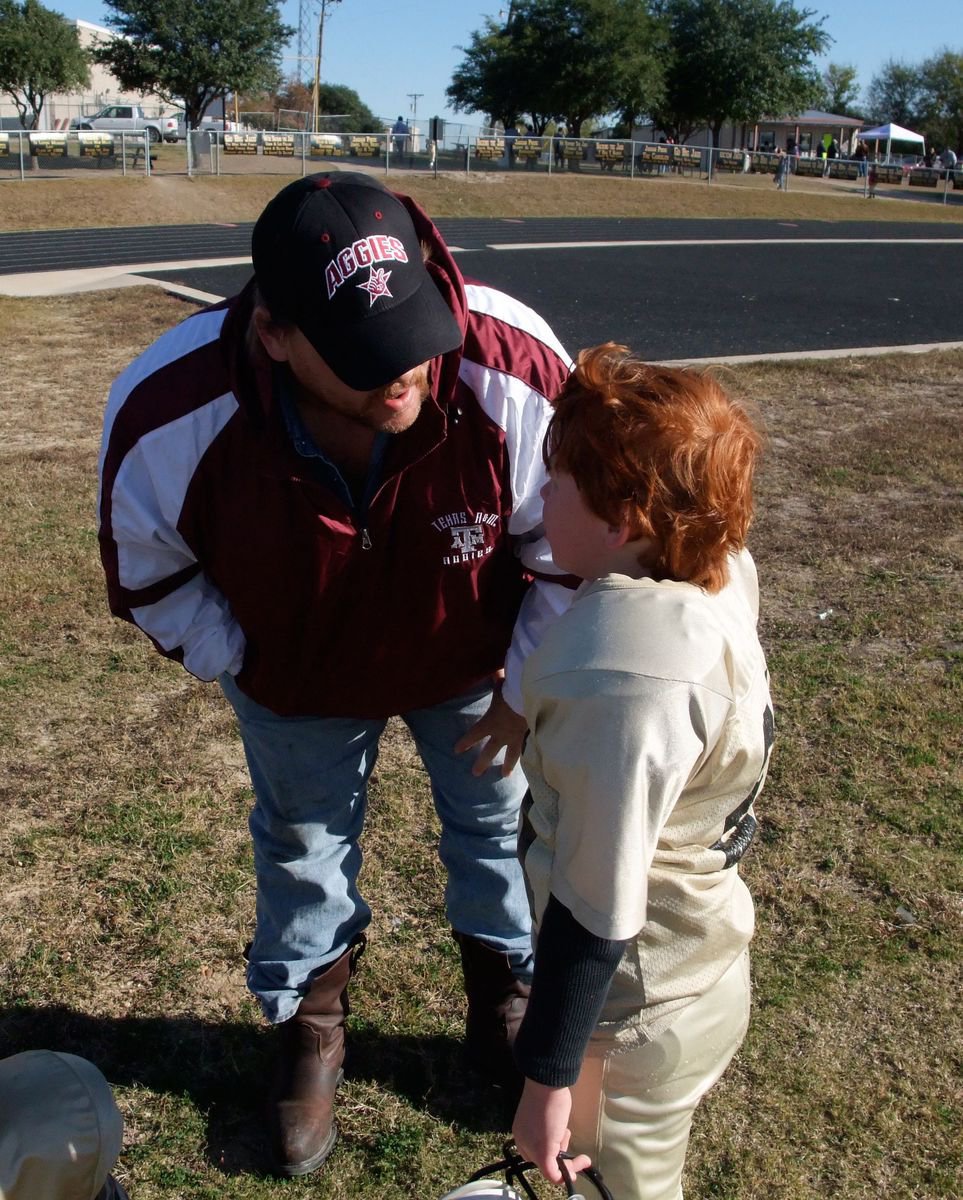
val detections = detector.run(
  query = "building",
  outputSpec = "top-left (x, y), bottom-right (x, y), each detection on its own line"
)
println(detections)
top-left (0, 20), bottom-right (169, 131)
top-left (632, 110), bottom-right (865, 157)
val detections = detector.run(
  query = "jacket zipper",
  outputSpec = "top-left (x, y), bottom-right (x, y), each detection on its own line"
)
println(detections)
top-left (356, 432), bottom-right (389, 552)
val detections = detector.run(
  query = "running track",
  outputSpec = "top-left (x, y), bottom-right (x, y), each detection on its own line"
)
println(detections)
top-left (3, 217), bottom-right (962, 361)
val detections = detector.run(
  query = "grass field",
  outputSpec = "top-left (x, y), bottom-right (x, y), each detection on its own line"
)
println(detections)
top-left (0, 287), bottom-right (960, 1199)
top-left (1, 158), bottom-right (962, 232)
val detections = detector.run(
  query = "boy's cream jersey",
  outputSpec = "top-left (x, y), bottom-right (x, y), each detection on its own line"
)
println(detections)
top-left (520, 549), bottom-right (773, 1049)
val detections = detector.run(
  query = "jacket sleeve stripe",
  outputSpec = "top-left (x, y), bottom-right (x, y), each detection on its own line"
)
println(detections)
top-left (98, 308), bottom-right (227, 499)
top-left (457, 286), bottom-right (577, 712)
top-left (130, 575), bottom-right (247, 681)
top-left (97, 310), bottom-right (245, 680)
top-left (115, 561), bottom-right (202, 609)
top-left (458, 359), bottom-right (554, 540)
top-left (108, 391), bottom-right (237, 589)
top-left (463, 281), bottom-right (572, 397)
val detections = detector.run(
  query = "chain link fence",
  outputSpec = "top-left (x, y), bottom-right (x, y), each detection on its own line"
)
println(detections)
top-left (0, 128), bottom-right (153, 179)
top-left (3, 125), bottom-right (961, 206)
top-left (178, 129), bottom-right (962, 204)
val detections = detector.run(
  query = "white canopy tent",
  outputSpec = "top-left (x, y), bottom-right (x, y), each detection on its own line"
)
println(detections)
top-left (859, 122), bottom-right (926, 162)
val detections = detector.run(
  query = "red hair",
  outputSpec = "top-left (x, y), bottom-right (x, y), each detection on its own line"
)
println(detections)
top-left (545, 343), bottom-right (762, 592)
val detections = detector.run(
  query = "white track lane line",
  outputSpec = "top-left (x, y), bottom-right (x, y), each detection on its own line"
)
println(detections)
top-left (486, 237), bottom-right (963, 251)
top-left (657, 341), bottom-right (963, 366)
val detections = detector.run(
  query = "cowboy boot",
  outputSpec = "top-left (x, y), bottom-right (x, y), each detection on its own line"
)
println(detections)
top-left (454, 931), bottom-right (531, 1092)
top-left (268, 938), bottom-right (364, 1177)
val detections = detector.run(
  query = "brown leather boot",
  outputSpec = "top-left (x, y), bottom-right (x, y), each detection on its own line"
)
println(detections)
top-left (268, 938), bottom-right (364, 1177)
top-left (454, 932), bottom-right (531, 1092)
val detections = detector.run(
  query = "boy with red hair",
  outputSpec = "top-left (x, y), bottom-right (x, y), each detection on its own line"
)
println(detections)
top-left (511, 344), bottom-right (774, 1200)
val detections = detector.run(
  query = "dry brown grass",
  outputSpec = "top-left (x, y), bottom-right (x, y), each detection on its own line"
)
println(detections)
top-left (2, 161), bottom-right (962, 232)
top-left (0, 289), bottom-right (960, 1198)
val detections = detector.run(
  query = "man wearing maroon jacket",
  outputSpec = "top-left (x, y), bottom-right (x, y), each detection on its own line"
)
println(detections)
top-left (97, 172), bottom-right (573, 1177)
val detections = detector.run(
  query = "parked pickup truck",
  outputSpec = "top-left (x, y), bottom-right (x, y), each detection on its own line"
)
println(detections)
top-left (69, 105), bottom-right (180, 144)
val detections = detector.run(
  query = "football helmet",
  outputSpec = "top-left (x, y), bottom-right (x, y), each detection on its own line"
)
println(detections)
top-left (439, 1141), bottom-right (614, 1200)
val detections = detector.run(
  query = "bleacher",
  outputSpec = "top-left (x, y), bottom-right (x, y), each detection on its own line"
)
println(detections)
top-left (349, 135), bottom-right (382, 157)
top-left (77, 132), bottom-right (115, 158)
top-left (223, 133), bottom-right (259, 155)
top-left (715, 149), bottom-right (746, 172)
top-left (594, 142), bottom-right (626, 171)
top-left (828, 160), bottom-right (858, 180)
top-left (560, 139), bottom-right (587, 163)
top-left (512, 137), bottom-right (544, 163)
top-left (262, 133), bottom-right (295, 157)
top-left (475, 137), bottom-right (504, 160)
top-left (871, 164), bottom-right (903, 185)
top-left (673, 146), bottom-right (701, 173)
top-left (792, 156), bottom-right (823, 177)
top-left (28, 133), bottom-right (67, 157)
top-left (908, 167), bottom-right (941, 188)
top-left (639, 144), bottom-right (671, 171)
top-left (751, 152), bottom-right (780, 175)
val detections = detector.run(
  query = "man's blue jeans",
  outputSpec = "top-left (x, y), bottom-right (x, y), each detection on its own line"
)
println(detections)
top-left (220, 674), bottom-right (534, 1023)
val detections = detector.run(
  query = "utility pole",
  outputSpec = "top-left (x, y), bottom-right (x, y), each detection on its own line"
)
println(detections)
top-left (297, 0), bottom-right (311, 83)
top-left (406, 94), bottom-right (423, 153)
top-left (311, 0), bottom-right (342, 134)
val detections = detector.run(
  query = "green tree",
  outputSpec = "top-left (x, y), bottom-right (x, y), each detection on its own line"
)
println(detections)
top-left (818, 62), bottom-right (861, 116)
top-left (653, 0), bottom-right (829, 147)
top-left (93, 0), bottom-right (293, 132)
top-left (865, 59), bottom-right (924, 128)
top-left (296, 81), bottom-right (380, 132)
top-left (918, 49), bottom-right (963, 155)
top-left (240, 79), bottom-right (381, 132)
top-left (0, 0), bottom-right (89, 129)
top-left (447, 0), bottom-right (665, 137)
top-left (447, 14), bottom-right (544, 131)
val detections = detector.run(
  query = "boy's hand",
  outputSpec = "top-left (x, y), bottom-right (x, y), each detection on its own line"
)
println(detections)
top-left (454, 682), bottom-right (528, 777)
top-left (512, 1078), bottom-right (591, 1185)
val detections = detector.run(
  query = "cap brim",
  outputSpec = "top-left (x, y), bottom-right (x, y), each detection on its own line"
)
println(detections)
top-left (299, 275), bottom-right (463, 391)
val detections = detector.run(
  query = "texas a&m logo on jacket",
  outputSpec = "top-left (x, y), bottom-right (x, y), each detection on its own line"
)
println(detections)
top-left (431, 510), bottom-right (501, 565)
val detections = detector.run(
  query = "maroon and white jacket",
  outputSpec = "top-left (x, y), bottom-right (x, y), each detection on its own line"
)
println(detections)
top-left (97, 200), bottom-right (573, 718)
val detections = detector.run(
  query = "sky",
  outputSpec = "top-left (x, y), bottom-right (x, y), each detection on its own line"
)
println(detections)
top-left (58, 0), bottom-right (962, 131)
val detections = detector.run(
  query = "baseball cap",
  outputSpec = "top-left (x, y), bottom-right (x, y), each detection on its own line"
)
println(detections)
top-left (252, 172), bottom-right (463, 390)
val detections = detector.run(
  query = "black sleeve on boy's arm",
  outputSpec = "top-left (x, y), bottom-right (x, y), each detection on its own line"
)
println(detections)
top-left (512, 893), bottom-right (627, 1088)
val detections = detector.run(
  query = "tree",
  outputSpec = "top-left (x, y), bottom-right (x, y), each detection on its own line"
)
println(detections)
top-left (239, 79), bottom-right (381, 132)
top-left (0, 0), bottom-right (89, 129)
top-left (93, 0), bottom-right (293, 131)
top-left (818, 62), bottom-right (861, 116)
top-left (446, 15), bottom-right (539, 131)
top-left (447, 0), bottom-right (665, 137)
top-left (653, 0), bottom-right (829, 147)
top-left (918, 50), bottom-right (963, 155)
top-left (865, 59), bottom-right (924, 128)
top-left (290, 81), bottom-right (380, 132)
top-left (540, 0), bottom-right (665, 137)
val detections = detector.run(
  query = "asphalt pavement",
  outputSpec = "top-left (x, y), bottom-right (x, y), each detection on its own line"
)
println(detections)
top-left (3, 217), bottom-right (963, 361)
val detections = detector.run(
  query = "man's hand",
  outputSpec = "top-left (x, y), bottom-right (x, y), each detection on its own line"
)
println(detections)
top-left (512, 1078), bottom-right (592, 1185)
top-left (454, 682), bottom-right (528, 777)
